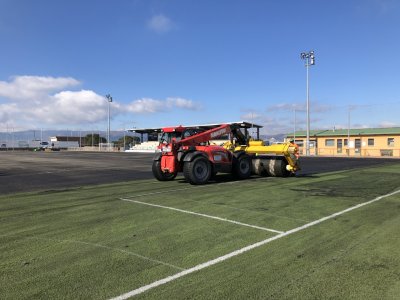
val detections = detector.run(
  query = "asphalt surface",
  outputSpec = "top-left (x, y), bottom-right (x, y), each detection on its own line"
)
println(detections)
top-left (1, 151), bottom-right (399, 194)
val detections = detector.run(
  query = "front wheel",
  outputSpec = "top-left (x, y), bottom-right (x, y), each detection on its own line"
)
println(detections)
top-left (183, 156), bottom-right (211, 185)
top-left (266, 158), bottom-right (291, 177)
top-left (233, 154), bottom-right (252, 179)
top-left (152, 160), bottom-right (177, 181)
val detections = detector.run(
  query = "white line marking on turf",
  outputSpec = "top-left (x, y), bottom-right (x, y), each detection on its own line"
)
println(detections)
top-left (24, 236), bottom-right (185, 271)
top-left (111, 189), bottom-right (400, 300)
top-left (127, 177), bottom-right (272, 199)
top-left (128, 186), bottom-right (208, 199)
top-left (120, 198), bottom-right (283, 234)
top-left (204, 201), bottom-right (309, 223)
top-left (128, 183), bottom-right (307, 223)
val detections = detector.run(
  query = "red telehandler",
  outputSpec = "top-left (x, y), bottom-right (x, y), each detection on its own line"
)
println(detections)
top-left (152, 124), bottom-right (253, 184)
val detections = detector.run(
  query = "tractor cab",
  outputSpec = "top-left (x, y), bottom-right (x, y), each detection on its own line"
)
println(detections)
top-left (159, 126), bottom-right (204, 145)
top-left (159, 126), bottom-right (185, 144)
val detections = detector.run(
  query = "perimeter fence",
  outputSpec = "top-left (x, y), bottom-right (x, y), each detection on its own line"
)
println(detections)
top-left (0, 129), bottom-right (138, 152)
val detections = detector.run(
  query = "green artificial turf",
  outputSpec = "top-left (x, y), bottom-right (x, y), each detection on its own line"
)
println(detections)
top-left (1, 163), bottom-right (399, 299)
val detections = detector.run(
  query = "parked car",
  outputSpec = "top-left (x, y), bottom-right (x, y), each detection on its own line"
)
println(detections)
top-left (33, 141), bottom-right (49, 151)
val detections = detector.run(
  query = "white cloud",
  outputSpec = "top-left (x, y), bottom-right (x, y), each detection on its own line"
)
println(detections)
top-left (126, 98), bottom-right (165, 113)
top-left (47, 90), bottom-right (109, 124)
top-left (0, 75), bottom-right (201, 128)
top-left (0, 76), bottom-right (108, 127)
top-left (0, 103), bottom-right (19, 123)
top-left (240, 112), bottom-right (263, 121)
top-left (147, 14), bottom-right (173, 33)
top-left (127, 97), bottom-right (200, 113)
top-left (378, 121), bottom-right (398, 128)
top-left (267, 103), bottom-right (305, 112)
top-left (352, 123), bottom-right (370, 129)
top-left (0, 75), bottom-right (79, 101)
top-left (167, 97), bottom-right (200, 110)
top-left (267, 102), bottom-right (332, 113)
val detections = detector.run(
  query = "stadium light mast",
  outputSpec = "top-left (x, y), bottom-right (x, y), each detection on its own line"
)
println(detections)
top-left (105, 94), bottom-right (113, 151)
top-left (293, 106), bottom-right (297, 141)
top-left (300, 50), bottom-right (315, 156)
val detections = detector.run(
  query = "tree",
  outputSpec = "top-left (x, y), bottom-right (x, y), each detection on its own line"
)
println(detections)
top-left (84, 134), bottom-right (106, 146)
top-left (113, 136), bottom-right (140, 149)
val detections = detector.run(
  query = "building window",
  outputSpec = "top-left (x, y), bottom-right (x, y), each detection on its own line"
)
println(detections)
top-left (344, 139), bottom-right (348, 146)
top-left (337, 139), bottom-right (343, 153)
top-left (368, 138), bottom-right (374, 146)
top-left (325, 139), bottom-right (335, 147)
top-left (388, 138), bottom-right (395, 147)
top-left (294, 140), bottom-right (304, 147)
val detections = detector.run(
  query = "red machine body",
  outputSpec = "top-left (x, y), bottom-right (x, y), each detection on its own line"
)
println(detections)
top-left (158, 124), bottom-right (232, 174)
top-left (152, 124), bottom-right (251, 184)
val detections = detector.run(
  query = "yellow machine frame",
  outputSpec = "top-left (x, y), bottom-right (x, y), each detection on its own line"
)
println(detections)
top-left (223, 140), bottom-right (300, 173)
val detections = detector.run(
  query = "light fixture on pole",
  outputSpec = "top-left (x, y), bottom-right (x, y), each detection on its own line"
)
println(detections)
top-left (300, 50), bottom-right (315, 156)
top-left (105, 94), bottom-right (113, 151)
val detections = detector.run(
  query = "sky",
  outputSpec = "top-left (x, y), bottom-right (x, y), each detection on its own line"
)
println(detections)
top-left (0, 0), bottom-right (400, 135)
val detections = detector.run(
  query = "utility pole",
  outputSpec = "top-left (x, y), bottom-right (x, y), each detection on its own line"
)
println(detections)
top-left (105, 94), bottom-right (113, 151)
top-left (300, 50), bottom-right (315, 156)
top-left (123, 130), bottom-right (126, 151)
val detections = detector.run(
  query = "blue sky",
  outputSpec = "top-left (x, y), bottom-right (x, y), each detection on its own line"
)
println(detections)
top-left (0, 0), bottom-right (399, 135)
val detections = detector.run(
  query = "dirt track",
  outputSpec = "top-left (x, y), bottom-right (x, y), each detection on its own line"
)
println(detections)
top-left (1, 151), bottom-right (398, 194)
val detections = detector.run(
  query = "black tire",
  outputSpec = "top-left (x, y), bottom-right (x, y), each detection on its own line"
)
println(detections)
top-left (183, 156), bottom-right (211, 185)
top-left (233, 154), bottom-right (252, 179)
top-left (266, 158), bottom-right (290, 177)
top-left (152, 160), bottom-right (177, 181)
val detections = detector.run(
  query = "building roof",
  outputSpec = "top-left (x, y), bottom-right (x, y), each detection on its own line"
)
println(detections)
top-left (128, 121), bottom-right (263, 134)
top-left (287, 127), bottom-right (400, 138)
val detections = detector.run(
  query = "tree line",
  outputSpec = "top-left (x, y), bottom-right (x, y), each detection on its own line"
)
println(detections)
top-left (83, 134), bottom-right (140, 148)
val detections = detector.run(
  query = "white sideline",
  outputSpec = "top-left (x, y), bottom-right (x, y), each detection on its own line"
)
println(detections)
top-left (120, 198), bottom-right (284, 234)
top-left (110, 189), bottom-right (400, 300)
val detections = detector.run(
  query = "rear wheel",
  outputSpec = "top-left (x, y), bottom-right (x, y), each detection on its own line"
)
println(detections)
top-left (183, 156), bottom-right (211, 185)
top-left (152, 160), bottom-right (177, 181)
top-left (233, 154), bottom-right (252, 179)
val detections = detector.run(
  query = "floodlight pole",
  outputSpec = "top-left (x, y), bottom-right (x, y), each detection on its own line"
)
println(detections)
top-left (348, 105), bottom-right (351, 156)
top-left (106, 94), bottom-right (113, 151)
top-left (300, 50), bottom-right (315, 156)
top-left (293, 107), bottom-right (297, 141)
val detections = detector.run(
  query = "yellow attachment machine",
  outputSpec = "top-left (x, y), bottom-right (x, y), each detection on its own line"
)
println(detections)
top-left (223, 139), bottom-right (300, 177)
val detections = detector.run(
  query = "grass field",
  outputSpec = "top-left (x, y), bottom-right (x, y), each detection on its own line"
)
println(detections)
top-left (1, 163), bottom-right (400, 299)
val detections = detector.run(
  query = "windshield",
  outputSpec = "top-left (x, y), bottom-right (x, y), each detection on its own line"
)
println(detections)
top-left (159, 132), bottom-right (182, 143)
top-left (159, 128), bottom-right (203, 144)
